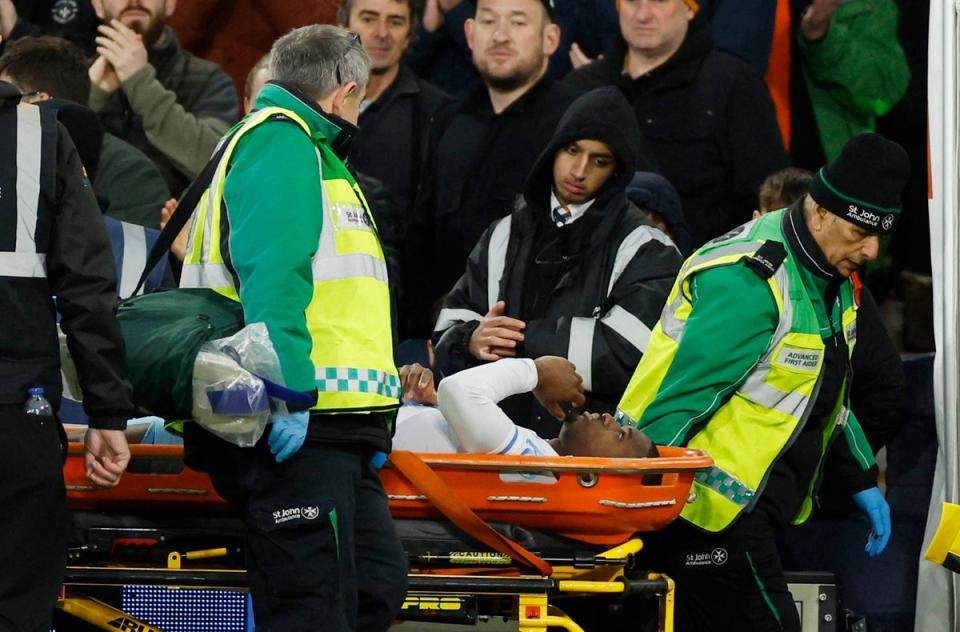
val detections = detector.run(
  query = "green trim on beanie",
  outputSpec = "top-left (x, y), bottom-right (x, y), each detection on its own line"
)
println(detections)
top-left (818, 169), bottom-right (901, 215)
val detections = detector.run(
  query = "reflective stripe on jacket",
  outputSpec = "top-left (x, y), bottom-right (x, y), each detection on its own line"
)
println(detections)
top-left (616, 210), bottom-right (873, 532)
top-left (181, 104), bottom-right (399, 415)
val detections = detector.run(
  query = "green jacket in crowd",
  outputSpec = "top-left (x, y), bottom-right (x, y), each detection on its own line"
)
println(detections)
top-left (798, 0), bottom-right (910, 160)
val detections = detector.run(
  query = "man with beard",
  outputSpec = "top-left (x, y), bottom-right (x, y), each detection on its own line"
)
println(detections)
top-left (88, 0), bottom-right (238, 195)
top-left (338, 0), bottom-right (452, 341)
top-left (406, 0), bottom-right (580, 339)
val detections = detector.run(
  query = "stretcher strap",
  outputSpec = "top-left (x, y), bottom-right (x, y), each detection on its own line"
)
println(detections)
top-left (388, 451), bottom-right (553, 576)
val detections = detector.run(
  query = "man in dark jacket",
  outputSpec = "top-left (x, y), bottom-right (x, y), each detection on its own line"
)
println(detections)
top-left (0, 0), bottom-right (100, 54)
top-left (87, 0), bottom-right (239, 195)
top-left (339, 0), bottom-right (453, 338)
top-left (407, 0), bottom-right (581, 338)
top-left (0, 80), bottom-right (132, 629)
top-left (433, 87), bottom-right (682, 437)
top-left (0, 35), bottom-right (170, 227)
top-left (565, 0), bottom-right (788, 247)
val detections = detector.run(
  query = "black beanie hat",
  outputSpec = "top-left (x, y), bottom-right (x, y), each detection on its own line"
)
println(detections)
top-left (808, 133), bottom-right (910, 235)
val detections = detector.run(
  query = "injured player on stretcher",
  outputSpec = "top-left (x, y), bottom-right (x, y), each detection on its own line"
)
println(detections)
top-left (392, 357), bottom-right (657, 459)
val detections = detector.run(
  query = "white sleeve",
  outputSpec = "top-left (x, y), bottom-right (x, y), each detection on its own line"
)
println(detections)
top-left (436, 358), bottom-right (539, 454)
top-left (391, 405), bottom-right (461, 453)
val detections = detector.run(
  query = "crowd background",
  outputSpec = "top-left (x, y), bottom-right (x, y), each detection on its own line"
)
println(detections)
top-left (0, 0), bottom-right (936, 629)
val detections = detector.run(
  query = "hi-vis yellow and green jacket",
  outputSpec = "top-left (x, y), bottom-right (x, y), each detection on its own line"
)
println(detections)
top-left (616, 210), bottom-right (876, 533)
top-left (181, 83), bottom-right (400, 417)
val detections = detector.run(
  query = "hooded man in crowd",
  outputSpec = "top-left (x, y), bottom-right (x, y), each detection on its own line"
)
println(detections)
top-left (433, 86), bottom-right (681, 438)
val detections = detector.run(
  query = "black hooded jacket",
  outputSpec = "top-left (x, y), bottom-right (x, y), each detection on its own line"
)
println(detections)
top-left (433, 88), bottom-right (683, 438)
top-left (565, 16), bottom-right (788, 247)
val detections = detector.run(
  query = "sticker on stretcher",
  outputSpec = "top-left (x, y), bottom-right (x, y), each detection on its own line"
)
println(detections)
top-left (63, 444), bottom-right (712, 546)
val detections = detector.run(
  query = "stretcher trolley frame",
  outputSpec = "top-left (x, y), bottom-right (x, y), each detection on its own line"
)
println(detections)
top-left (60, 443), bottom-right (712, 631)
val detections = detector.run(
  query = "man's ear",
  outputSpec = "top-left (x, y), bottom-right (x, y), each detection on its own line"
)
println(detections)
top-left (542, 22), bottom-right (561, 57)
top-left (330, 81), bottom-right (359, 116)
top-left (465, 18), bottom-right (476, 51)
top-left (165, 0), bottom-right (178, 18)
top-left (91, 0), bottom-right (105, 20)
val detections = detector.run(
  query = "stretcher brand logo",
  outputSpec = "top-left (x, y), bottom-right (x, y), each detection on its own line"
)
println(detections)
top-left (776, 347), bottom-right (822, 372)
top-left (273, 505), bottom-right (320, 524)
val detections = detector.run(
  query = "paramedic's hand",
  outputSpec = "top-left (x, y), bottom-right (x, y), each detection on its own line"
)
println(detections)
top-left (853, 487), bottom-right (891, 557)
top-left (533, 356), bottom-right (586, 420)
top-left (400, 363), bottom-right (437, 405)
top-left (268, 411), bottom-right (310, 463)
top-left (469, 301), bottom-right (526, 361)
top-left (84, 429), bottom-right (131, 488)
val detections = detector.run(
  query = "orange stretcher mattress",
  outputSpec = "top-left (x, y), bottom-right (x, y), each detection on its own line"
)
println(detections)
top-left (64, 444), bottom-right (712, 546)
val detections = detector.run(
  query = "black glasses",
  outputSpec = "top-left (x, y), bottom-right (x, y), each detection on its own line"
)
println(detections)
top-left (335, 31), bottom-right (362, 86)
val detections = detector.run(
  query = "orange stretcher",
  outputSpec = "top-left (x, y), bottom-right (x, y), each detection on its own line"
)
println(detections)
top-left (60, 443), bottom-right (713, 631)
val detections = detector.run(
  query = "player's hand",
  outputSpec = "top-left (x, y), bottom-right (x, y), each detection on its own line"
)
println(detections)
top-left (533, 356), bottom-right (586, 420)
top-left (399, 363), bottom-right (438, 405)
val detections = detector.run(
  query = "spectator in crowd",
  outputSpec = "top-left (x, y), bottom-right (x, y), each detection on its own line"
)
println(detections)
top-left (408, 0), bottom-right (580, 338)
top-left (789, 0), bottom-right (909, 169)
top-left (569, 0), bottom-right (778, 77)
top-left (0, 35), bottom-right (169, 227)
top-left (755, 166), bottom-right (814, 217)
top-left (87, 0), bottom-right (239, 195)
top-left (696, 0), bottom-right (777, 74)
top-left (433, 87), bottom-right (680, 438)
top-left (408, 0), bottom-right (620, 97)
top-left (625, 170), bottom-right (693, 256)
top-left (168, 0), bottom-right (339, 99)
top-left (179, 25), bottom-right (406, 629)
top-left (0, 0), bottom-right (99, 54)
top-left (339, 0), bottom-right (454, 340)
top-left (0, 79), bottom-right (132, 630)
top-left (242, 52), bottom-right (270, 114)
top-left (565, 0), bottom-right (788, 247)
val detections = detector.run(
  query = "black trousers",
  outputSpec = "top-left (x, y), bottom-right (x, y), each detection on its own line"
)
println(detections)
top-left (0, 406), bottom-right (67, 631)
top-left (190, 427), bottom-right (408, 632)
top-left (639, 509), bottom-right (801, 632)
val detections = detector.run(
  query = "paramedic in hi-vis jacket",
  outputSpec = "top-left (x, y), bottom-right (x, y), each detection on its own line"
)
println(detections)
top-left (615, 133), bottom-right (910, 632)
top-left (179, 26), bottom-right (406, 630)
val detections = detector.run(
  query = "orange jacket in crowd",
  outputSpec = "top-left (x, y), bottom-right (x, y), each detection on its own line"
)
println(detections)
top-left (168, 0), bottom-right (340, 100)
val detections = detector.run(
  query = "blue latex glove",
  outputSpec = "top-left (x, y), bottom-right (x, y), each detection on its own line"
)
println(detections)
top-left (369, 451), bottom-right (388, 470)
top-left (267, 410), bottom-right (309, 463)
top-left (852, 487), bottom-right (892, 557)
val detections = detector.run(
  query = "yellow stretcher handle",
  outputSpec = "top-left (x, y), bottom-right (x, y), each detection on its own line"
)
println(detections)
top-left (925, 502), bottom-right (960, 568)
top-left (167, 547), bottom-right (229, 569)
